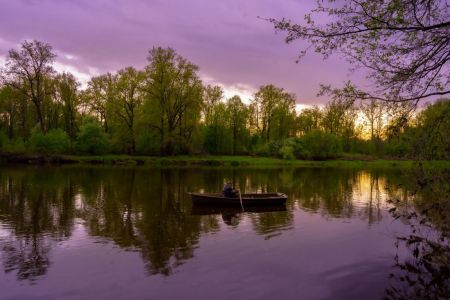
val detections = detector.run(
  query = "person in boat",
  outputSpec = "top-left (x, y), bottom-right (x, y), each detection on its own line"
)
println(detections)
top-left (223, 182), bottom-right (238, 198)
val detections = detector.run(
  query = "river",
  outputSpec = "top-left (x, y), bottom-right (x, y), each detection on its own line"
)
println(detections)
top-left (0, 166), bottom-right (440, 299)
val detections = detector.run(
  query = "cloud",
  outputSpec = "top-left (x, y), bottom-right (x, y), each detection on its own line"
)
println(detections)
top-left (0, 0), bottom-right (367, 104)
top-left (53, 61), bottom-right (99, 88)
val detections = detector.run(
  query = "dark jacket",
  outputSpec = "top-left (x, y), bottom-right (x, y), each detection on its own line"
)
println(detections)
top-left (223, 183), bottom-right (237, 197)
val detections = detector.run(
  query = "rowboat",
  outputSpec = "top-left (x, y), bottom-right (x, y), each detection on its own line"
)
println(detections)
top-left (189, 192), bottom-right (287, 206)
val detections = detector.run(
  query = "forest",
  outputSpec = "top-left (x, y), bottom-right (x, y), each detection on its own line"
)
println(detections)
top-left (0, 40), bottom-right (448, 160)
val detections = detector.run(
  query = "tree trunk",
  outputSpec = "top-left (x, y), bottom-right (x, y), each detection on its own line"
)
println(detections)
top-left (233, 124), bottom-right (237, 155)
top-left (160, 114), bottom-right (165, 155)
top-left (33, 99), bottom-right (46, 133)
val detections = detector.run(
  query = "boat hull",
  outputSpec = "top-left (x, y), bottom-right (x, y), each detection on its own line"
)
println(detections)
top-left (189, 192), bottom-right (287, 206)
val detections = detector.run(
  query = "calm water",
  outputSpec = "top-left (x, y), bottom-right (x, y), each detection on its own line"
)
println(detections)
top-left (0, 166), bottom-right (423, 299)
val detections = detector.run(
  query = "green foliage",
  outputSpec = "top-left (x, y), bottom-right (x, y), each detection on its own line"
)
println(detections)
top-left (0, 131), bottom-right (27, 153)
top-left (0, 130), bottom-right (8, 148)
top-left (135, 132), bottom-right (160, 155)
top-left (144, 47), bottom-right (203, 155)
top-left (166, 136), bottom-right (192, 155)
top-left (414, 99), bottom-right (450, 160)
top-left (268, 141), bottom-right (283, 157)
top-left (270, 1), bottom-right (448, 104)
top-left (384, 141), bottom-right (411, 158)
top-left (251, 85), bottom-right (296, 142)
top-left (204, 124), bottom-right (227, 154)
top-left (76, 121), bottom-right (110, 155)
top-left (0, 40), bottom-right (447, 161)
top-left (280, 145), bottom-right (295, 160)
top-left (301, 130), bottom-right (342, 160)
top-left (254, 143), bottom-right (270, 157)
top-left (55, 72), bottom-right (80, 140)
top-left (29, 129), bottom-right (71, 154)
top-left (285, 138), bottom-right (309, 159)
top-left (6, 138), bottom-right (26, 153)
top-left (348, 138), bottom-right (375, 156)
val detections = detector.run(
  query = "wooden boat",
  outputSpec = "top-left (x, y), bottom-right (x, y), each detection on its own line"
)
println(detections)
top-left (189, 192), bottom-right (287, 206)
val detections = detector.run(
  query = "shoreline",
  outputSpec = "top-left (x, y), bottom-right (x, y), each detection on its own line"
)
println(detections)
top-left (1, 152), bottom-right (449, 168)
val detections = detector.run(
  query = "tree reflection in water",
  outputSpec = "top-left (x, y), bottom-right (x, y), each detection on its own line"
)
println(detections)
top-left (385, 168), bottom-right (450, 300)
top-left (0, 165), bottom-right (439, 287)
top-left (0, 168), bottom-right (75, 281)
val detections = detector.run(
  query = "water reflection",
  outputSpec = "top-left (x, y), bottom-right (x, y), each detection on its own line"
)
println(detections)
top-left (384, 168), bottom-right (450, 299)
top-left (0, 166), bottom-right (409, 283)
top-left (0, 169), bottom-right (75, 282)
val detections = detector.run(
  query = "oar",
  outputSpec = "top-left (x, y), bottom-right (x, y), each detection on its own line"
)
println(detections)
top-left (238, 189), bottom-right (244, 212)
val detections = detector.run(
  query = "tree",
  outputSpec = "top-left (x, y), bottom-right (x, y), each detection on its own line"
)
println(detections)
top-left (0, 86), bottom-right (18, 139)
top-left (321, 98), bottom-right (358, 151)
top-left (251, 85), bottom-right (296, 142)
top-left (0, 86), bottom-right (30, 140)
top-left (145, 47), bottom-right (203, 155)
top-left (360, 100), bottom-right (379, 141)
top-left (269, 0), bottom-right (450, 104)
top-left (1, 40), bottom-right (56, 132)
top-left (203, 85), bottom-right (224, 125)
top-left (359, 99), bottom-right (387, 152)
top-left (203, 102), bottom-right (230, 154)
top-left (296, 106), bottom-right (322, 136)
top-left (54, 72), bottom-right (80, 141)
top-left (271, 98), bottom-right (296, 140)
top-left (302, 130), bottom-right (342, 160)
top-left (110, 67), bottom-right (145, 154)
top-left (226, 95), bottom-right (249, 155)
top-left (84, 73), bottom-right (115, 133)
top-left (321, 99), bottom-right (350, 135)
top-left (414, 98), bottom-right (450, 159)
top-left (77, 118), bottom-right (110, 155)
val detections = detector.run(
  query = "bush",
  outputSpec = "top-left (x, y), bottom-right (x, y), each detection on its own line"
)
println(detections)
top-left (254, 143), bottom-right (270, 156)
top-left (136, 132), bottom-right (160, 155)
top-left (350, 138), bottom-right (376, 155)
top-left (280, 145), bottom-right (295, 160)
top-left (77, 122), bottom-right (110, 155)
top-left (0, 133), bottom-right (27, 153)
top-left (29, 129), bottom-right (71, 154)
top-left (283, 137), bottom-right (309, 159)
top-left (7, 138), bottom-right (26, 152)
top-left (384, 140), bottom-right (411, 158)
top-left (0, 131), bottom-right (8, 148)
top-left (301, 130), bottom-right (342, 160)
top-left (268, 140), bottom-right (283, 157)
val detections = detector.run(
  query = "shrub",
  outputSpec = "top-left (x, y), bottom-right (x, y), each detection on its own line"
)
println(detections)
top-left (29, 129), bottom-right (71, 154)
top-left (136, 132), bottom-right (160, 155)
top-left (268, 140), bottom-right (282, 157)
top-left (301, 130), bottom-right (342, 160)
top-left (77, 122), bottom-right (110, 155)
top-left (384, 140), bottom-right (411, 158)
top-left (7, 138), bottom-right (26, 152)
top-left (0, 131), bottom-right (8, 149)
top-left (283, 137), bottom-right (309, 159)
top-left (280, 145), bottom-right (295, 160)
top-left (254, 143), bottom-right (270, 156)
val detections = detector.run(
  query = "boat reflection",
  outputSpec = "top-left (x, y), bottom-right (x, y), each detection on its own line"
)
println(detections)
top-left (191, 205), bottom-right (287, 215)
top-left (191, 205), bottom-right (287, 226)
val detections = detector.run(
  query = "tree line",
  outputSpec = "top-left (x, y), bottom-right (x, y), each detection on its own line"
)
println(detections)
top-left (0, 40), bottom-right (448, 159)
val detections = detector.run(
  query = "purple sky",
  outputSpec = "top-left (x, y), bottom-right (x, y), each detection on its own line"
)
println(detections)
top-left (0, 0), bottom-right (365, 105)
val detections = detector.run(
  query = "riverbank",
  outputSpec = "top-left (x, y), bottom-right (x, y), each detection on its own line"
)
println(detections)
top-left (1, 152), bottom-right (449, 168)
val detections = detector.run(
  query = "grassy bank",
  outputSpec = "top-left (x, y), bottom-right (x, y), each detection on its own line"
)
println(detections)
top-left (1, 152), bottom-right (449, 168)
